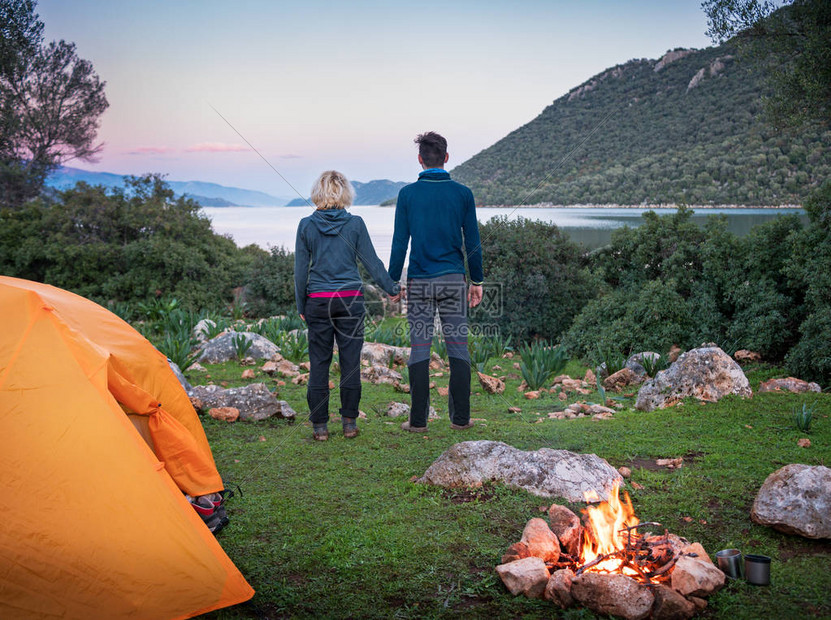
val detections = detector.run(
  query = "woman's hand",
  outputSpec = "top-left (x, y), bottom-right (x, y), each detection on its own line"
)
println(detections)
top-left (300, 314), bottom-right (305, 321)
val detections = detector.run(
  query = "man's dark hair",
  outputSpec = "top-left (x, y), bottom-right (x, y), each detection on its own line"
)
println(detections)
top-left (414, 132), bottom-right (447, 168)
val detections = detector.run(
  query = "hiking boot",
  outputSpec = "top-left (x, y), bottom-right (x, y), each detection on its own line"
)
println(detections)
top-left (342, 417), bottom-right (359, 439)
top-left (313, 423), bottom-right (329, 441)
top-left (450, 421), bottom-right (476, 430)
top-left (401, 420), bottom-right (428, 433)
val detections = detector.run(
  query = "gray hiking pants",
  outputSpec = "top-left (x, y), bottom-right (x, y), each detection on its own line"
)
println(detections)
top-left (407, 273), bottom-right (470, 365)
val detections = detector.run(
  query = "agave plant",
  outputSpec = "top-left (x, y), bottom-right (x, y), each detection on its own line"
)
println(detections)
top-left (595, 343), bottom-right (626, 376)
top-left (279, 331), bottom-right (309, 362)
top-left (468, 337), bottom-right (491, 373)
top-left (231, 333), bottom-right (253, 360)
top-left (792, 401), bottom-right (816, 433)
top-left (156, 333), bottom-right (200, 372)
top-left (640, 353), bottom-right (668, 378)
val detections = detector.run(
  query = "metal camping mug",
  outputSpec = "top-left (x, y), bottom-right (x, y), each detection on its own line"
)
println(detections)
top-left (744, 554), bottom-right (771, 585)
top-left (716, 549), bottom-right (743, 579)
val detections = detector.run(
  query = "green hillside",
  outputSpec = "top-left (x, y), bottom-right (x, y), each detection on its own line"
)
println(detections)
top-left (452, 44), bottom-right (830, 206)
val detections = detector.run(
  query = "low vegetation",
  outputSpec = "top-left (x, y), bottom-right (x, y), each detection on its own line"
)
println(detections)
top-left (185, 343), bottom-right (830, 619)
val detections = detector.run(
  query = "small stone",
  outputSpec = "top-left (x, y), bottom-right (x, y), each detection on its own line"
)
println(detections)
top-left (513, 362), bottom-right (521, 370)
top-left (798, 438), bottom-right (811, 448)
top-left (477, 372), bottom-right (506, 395)
top-left (299, 361), bottom-right (311, 371)
top-left (670, 554), bottom-right (725, 597)
top-left (328, 380), bottom-right (335, 389)
top-left (261, 361), bottom-right (278, 375)
top-left (437, 386), bottom-right (449, 397)
top-left (558, 391), bottom-right (567, 401)
top-left (292, 373), bottom-right (309, 385)
top-left (571, 573), bottom-right (654, 620)
top-left (187, 363), bottom-right (207, 372)
top-left (544, 568), bottom-right (575, 608)
top-left (734, 349), bottom-right (761, 363)
top-left (208, 407), bottom-right (239, 422)
top-left (651, 584), bottom-right (696, 620)
top-left (495, 557), bottom-right (550, 599)
top-left (618, 466), bottom-right (632, 478)
top-left (584, 368), bottom-right (596, 385)
top-left (241, 369), bottom-right (255, 379)
top-left (520, 517), bottom-right (560, 562)
top-left (547, 504), bottom-right (582, 556)
top-left (525, 390), bottom-right (541, 400)
top-left (667, 345), bottom-right (682, 363)
top-left (501, 541), bottom-right (531, 564)
top-left (508, 406), bottom-right (521, 413)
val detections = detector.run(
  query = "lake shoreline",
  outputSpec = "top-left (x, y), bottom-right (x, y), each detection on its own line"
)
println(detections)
top-left (477, 203), bottom-right (803, 210)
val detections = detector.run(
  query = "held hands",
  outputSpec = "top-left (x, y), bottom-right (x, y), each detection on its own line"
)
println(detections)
top-left (389, 285), bottom-right (406, 304)
top-left (468, 284), bottom-right (483, 308)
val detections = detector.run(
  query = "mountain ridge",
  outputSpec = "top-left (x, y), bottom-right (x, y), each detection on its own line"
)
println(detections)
top-left (452, 42), bottom-right (830, 206)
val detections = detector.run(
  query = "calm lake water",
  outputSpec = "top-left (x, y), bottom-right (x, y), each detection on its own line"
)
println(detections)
top-left (201, 205), bottom-right (807, 264)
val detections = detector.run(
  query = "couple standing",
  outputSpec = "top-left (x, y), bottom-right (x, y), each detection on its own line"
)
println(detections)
top-left (293, 132), bottom-right (484, 441)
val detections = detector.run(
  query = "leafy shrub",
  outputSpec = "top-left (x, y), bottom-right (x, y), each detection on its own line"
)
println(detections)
top-left (278, 331), bottom-right (309, 362)
top-left (0, 176), bottom-right (258, 309)
top-left (785, 180), bottom-right (831, 385)
top-left (242, 245), bottom-right (296, 317)
top-left (155, 334), bottom-right (200, 372)
top-left (473, 216), bottom-right (599, 342)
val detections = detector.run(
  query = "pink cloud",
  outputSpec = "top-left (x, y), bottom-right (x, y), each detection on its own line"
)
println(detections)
top-left (185, 142), bottom-right (250, 153)
top-left (126, 146), bottom-right (175, 155)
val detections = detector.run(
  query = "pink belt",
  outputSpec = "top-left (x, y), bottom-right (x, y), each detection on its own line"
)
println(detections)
top-left (308, 290), bottom-right (363, 298)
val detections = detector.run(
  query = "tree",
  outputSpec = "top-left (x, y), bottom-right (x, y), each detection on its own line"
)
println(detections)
top-left (0, 0), bottom-right (108, 206)
top-left (702, 0), bottom-right (831, 124)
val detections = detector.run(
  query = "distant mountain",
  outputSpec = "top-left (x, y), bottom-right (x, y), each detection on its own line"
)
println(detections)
top-left (452, 43), bottom-right (831, 206)
top-left (45, 166), bottom-right (292, 206)
top-left (286, 179), bottom-right (407, 206)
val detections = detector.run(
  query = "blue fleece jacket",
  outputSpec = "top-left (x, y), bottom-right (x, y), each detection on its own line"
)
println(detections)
top-left (294, 209), bottom-right (399, 314)
top-left (388, 169), bottom-right (484, 283)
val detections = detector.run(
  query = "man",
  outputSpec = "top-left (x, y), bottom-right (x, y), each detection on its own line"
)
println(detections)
top-left (388, 131), bottom-right (484, 432)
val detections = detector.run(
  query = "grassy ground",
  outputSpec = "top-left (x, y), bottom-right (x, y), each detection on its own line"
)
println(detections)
top-left (193, 355), bottom-right (831, 620)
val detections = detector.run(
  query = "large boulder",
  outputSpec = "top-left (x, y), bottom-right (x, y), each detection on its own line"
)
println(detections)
top-left (189, 383), bottom-right (296, 421)
top-left (361, 342), bottom-right (409, 366)
top-left (167, 360), bottom-right (192, 392)
top-left (361, 365), bottom-right (403, 385)
top-left (417, 441), bottom-right (622, 503)
top-left (750, 464), bottom-right (831, 539)
top-left (636, 344), bottom-right (752, 411)
top-left (758, 377), bottom-right (821, 394)
top-left (198, 331), bottom-right (280, 364)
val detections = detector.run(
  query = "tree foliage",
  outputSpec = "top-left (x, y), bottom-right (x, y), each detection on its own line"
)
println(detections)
top-left (703, 0), bottom-right (831, 125)
top-left (0, 175), bottom-right (262, 309)
top-left (0, 0), bottom-right (108, 206)
top-left (453, 40), bottom-right (829, 206)
top-left (472, 216), bottom-right (598, 342)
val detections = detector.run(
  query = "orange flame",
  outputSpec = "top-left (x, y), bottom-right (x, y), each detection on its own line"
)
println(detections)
top-left (580, 482), bottom-right (641, 576)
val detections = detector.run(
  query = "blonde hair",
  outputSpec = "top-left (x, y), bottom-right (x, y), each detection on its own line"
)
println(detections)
top-left (310, 170), bottom-right (354, 209)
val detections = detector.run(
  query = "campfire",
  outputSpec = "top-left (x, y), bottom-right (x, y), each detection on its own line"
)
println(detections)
top-left (496, 483), bottom-right (725, 620)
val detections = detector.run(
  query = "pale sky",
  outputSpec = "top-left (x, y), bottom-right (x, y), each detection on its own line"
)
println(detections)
top-left (39, 0), bottom-right (712, 200)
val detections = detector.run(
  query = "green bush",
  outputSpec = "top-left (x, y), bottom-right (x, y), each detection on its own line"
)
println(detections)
top-left (243, 245), bottom-right (296, 317)
top-left (473, 216), bottom-right (598, 342)
top-left (0, 175), bottom-right (258, 309)
top-left (785, 180), bottom-right (831, 385)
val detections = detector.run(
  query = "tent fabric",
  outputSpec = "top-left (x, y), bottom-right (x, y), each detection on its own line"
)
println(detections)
top-left (0, 277), bottom-right (254, 619)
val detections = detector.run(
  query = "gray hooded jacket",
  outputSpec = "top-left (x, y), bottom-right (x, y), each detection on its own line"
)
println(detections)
top-left (294, 209), bottom-right (399, 314)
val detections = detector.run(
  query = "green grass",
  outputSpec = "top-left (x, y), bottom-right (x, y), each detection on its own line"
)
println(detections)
top-left (193, 359), bottom-right (831, 619)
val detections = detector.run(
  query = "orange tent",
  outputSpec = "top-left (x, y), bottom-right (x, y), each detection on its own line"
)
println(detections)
top-left (0, 276), bottom-right (254, 618)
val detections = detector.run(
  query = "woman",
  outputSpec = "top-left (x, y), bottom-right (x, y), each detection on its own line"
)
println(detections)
top-left (294, 171), bottom-right (400, 441)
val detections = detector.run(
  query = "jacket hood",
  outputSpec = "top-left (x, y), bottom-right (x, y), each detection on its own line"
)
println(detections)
top-left (310, 208), bottom-right (352, 235)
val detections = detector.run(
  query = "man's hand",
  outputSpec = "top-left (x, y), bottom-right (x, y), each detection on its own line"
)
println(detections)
top-left (389, 293), bottom-right (401, 303)
top-left (468, 284), bottom-right (483, 308)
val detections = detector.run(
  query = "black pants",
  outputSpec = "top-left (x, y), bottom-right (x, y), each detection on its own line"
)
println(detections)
top-left (305, 296), bottom-right (365, 424)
